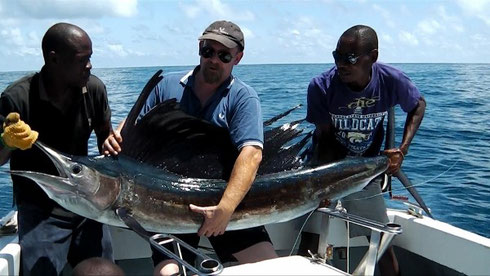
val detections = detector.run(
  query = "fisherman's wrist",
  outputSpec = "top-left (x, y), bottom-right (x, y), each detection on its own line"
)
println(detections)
top-left (0, 136), bottom-right (16, 151)
top-left (218, 199), bottom-right (237, 213)
top-left (399, 146), bottom-right (408, 157)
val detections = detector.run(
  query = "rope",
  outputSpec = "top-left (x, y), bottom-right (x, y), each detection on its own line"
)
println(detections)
top-left (288, 209), bottom-right (315, 256)
top-left (342, 157), bottom-right (460, 202)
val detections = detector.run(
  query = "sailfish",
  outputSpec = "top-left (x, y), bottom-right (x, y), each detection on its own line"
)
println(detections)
top-left (10, 70), bottom-right (389, 233)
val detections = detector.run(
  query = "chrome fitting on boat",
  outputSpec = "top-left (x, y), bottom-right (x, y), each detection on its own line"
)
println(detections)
top-left (403, 201), bottom-right (429, 218)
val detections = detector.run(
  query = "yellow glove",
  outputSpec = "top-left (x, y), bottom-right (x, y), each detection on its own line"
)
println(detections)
top-left (1, 112), bottom-right (38, 150)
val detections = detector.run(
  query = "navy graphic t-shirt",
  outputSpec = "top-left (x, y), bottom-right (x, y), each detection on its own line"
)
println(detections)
top-left (306, 62), bottom-right (421, 157)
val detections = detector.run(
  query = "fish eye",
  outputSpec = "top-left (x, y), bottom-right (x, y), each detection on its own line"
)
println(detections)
top-left (71, 164), bottom-right (83, 174)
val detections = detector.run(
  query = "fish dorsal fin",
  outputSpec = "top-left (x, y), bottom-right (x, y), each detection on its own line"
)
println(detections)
top-left (121, 98), bottom-right (237, 179)
top-left (263, 104), bottom-right (302, 126)
top-left (259, 119), bottom-right (307, 174)
top-left (119, 70), bottom-right (309, 179)
top-left (121, 70), bottom-right (163, 141)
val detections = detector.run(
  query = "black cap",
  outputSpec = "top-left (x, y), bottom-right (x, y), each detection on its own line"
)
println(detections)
top-left (199, 20), bottom-right (244, 50)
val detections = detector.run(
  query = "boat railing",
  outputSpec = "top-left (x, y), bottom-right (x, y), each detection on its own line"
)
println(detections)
top-left (115, 208), bottom-right (222, 276)
top-left (316, 207), bottom-right (402, 276)
top-left (149, 233), bottom-right (223, 276)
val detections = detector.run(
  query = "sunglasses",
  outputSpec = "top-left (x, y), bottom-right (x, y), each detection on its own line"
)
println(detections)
top-left (199, 46), bottom-right (234, 63)
top-left (332, 50), bottom-right (369, 65)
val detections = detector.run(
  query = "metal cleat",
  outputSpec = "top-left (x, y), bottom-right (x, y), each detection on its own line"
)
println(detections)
top-left (403, 201), bottom-right (430, 218)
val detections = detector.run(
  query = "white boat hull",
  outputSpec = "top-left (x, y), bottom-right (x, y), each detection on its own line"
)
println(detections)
top-left (1, 208), bottom-right (489, 275)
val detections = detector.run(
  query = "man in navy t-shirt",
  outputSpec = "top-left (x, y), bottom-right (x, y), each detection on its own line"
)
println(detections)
top-left (306, 25), bottom-right (426, 276)
top-left (103, 20), bottom-right (277, 275)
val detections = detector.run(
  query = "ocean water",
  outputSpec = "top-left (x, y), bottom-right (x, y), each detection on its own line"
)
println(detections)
top-left (0, 64), bottom-right (488, 238)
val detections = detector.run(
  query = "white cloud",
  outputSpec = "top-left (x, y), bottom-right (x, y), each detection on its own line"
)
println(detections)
top-left (13, 0), bottom-right (138, 19)
top-left (182, 4), bottom-right (200, 19)
top-left (240, 26), bottom-right (255, 40)
top-left (112, 0), bottom-right (137, 17)
top-left (399, 4), bottom-right (410, 16)
top-left (106, 43), bottom-right (144, 57)
top-left (275, 16), bottom-right (334, 60)
top-left (381, 33), bottom-right (394, 45)
top-left (450, 24), bottom-right (463, 33)
top-left (456, 0), bottom-right (490, 10)
top-left (477, 14), bottom-right (490, 26)
top-left (470, 33), bottom-right (490, 47)
top-left (437, 5), bottom-right (454, 22)
top-left (0, 28), bottom-right (40, 57)
top-left (398, 31), bottom-right (419, 46)
top-left (84, 24), bottom-right (106, 36)
top-left (107, 44), bottom-right (128, 57)
top-left (180, 0), bottom-right (254, 21)
top-left (436, 5), bottom-right (464, 33)
top-left (455, 0), bottom-right (490, 25)
top-left (5, 28), bottom-right (22, 46)
top-left (27, 31), bottom-right (41, 44)
top-left (372, 4), bottom-right (396, 28)
top-left (417, 19), bottom-right (442, 35)
top-left (438, 40), bottom-right (463, 52)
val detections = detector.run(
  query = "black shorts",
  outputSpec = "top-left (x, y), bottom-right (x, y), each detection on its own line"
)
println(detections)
top-left (151, 226), bottom-right (272, 264)
top-left (17, 203), bottom-right (113, 275)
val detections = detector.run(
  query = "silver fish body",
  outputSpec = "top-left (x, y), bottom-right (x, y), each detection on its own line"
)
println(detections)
top-left (11, 142), bottom-right (388, 233)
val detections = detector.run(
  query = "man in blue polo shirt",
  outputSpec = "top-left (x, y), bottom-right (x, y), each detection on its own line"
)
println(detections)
top-left (103, 20), bottom-right (277, 275)
top-left (306, 25), bottom-right (426, 276)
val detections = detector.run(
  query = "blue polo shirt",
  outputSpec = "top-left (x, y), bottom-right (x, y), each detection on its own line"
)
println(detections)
top-left (140, 67), bottom-right (263, 149)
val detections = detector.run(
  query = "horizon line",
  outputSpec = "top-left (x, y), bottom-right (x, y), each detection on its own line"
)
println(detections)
top-left (1, 62), bottom-right (489, 73)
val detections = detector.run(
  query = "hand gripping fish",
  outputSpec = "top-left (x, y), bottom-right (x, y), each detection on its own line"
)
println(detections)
top-left (10, 70), bottom-right (389, 233)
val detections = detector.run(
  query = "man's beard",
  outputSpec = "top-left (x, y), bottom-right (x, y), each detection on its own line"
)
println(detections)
top-left (202, 65), bottom-right (222, 84)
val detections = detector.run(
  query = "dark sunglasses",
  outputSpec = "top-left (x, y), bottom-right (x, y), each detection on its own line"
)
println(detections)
top-left (199, 46), bottom-right (234, 63)
top-left (332, 50), bottom-right (369, 65)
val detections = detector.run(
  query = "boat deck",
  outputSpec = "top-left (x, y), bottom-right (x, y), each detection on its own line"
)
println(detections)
top-left (1, 209), bottom-right (489, 275)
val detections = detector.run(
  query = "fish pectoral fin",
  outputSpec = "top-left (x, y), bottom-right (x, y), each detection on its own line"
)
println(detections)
top-left (115, 207), bottom-right (151, 239)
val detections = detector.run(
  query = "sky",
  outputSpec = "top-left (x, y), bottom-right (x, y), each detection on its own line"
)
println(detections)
top-left (0, 0), bottom-right (489, 72)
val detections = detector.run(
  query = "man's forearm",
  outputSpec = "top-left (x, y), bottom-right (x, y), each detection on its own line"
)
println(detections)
top-left (96, 121), bottom-right (112, 153)
top-left (400, 97), bottom-right (426, 155)
top-left (0, 147), bottom-right (11, 166)
top-left (116, 118), bottom-right (126, 132)
top-left (218, 146), bottom-right (262, 212)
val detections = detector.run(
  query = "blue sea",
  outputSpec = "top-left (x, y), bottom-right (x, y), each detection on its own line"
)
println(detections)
top-left (0, 64), bottom-right (489, 238)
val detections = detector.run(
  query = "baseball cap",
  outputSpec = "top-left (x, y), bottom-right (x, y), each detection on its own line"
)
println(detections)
top-left (199, 20), bottom-right (244, 50)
